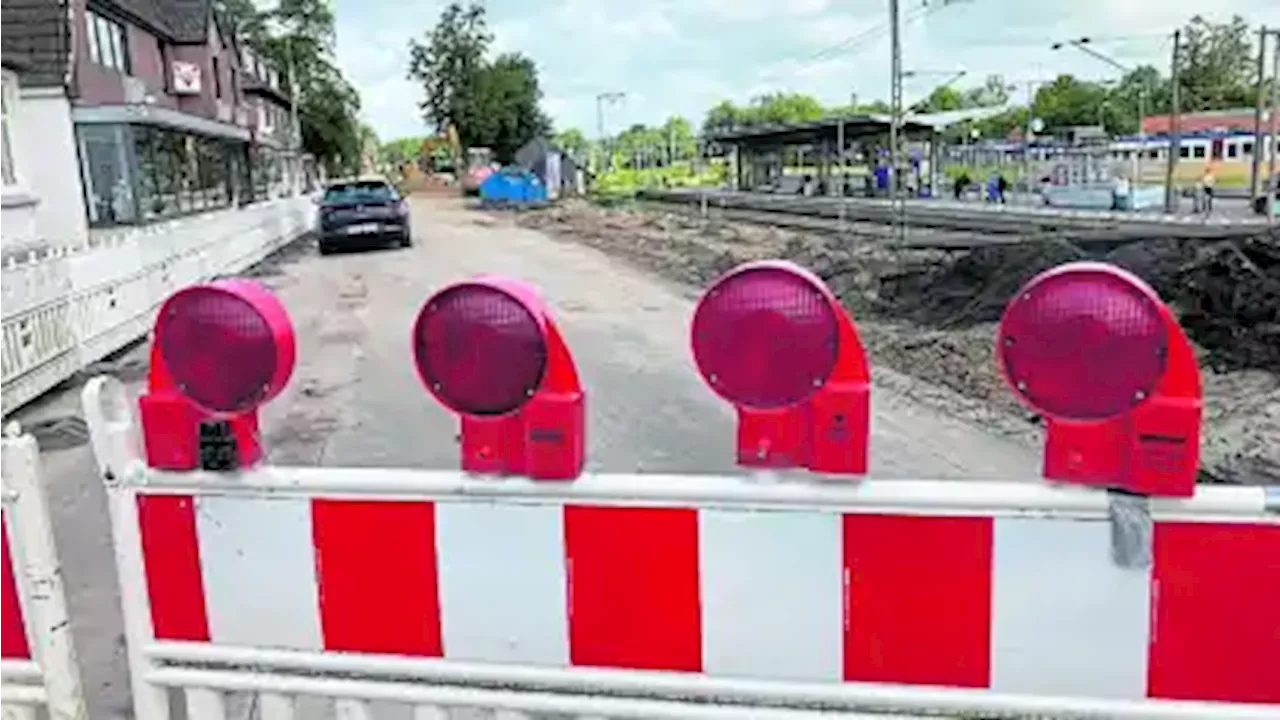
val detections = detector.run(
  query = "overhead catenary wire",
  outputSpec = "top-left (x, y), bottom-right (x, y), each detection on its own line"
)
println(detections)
top-left (755, 1), bottom-right (936, 87)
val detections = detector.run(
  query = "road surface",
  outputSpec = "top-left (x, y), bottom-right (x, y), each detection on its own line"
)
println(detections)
top-left (13, 195), bottom-right (1038, 719)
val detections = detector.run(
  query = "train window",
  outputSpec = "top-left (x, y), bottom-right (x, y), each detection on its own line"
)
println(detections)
top-left (1192, 145), bottom-right (1206, 158)
top-left (1227, 144), bottom-right (1238, 159)
top-left (1148, 149), bottom-right (1159, 159)
top-left (1180, 146), bottom-right (1190, 158)
top-left (1242, 141), bottom-right (1254, 155)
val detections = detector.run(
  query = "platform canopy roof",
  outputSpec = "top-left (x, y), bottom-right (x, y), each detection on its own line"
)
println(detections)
top-left (706, 115), bottom-right (934, 147)
top-left (706, 104), bottom-right (1023, 148)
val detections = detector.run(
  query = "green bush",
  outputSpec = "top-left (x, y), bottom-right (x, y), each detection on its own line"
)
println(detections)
top-left (589, 160), bottom-right (728, 199)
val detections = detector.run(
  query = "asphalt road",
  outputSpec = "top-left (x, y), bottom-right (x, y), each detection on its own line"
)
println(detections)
top-left (12, 195), bottom-right (1038, 719)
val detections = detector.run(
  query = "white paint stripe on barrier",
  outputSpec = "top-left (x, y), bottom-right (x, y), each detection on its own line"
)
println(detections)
top-left (699, 509), bottom-right (842, 682)
top-left (436, 502), bottom-right (568, 665)
top-left (991, 517), bottom-right (1151, 699)
top-left (197, 495), bottom-right (323, 650)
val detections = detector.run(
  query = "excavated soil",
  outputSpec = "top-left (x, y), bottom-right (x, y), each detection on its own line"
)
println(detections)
top-left (513, 199), bottom-right (1280, 485)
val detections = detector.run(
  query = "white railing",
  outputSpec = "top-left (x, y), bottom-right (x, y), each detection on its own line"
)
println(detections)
top-left (1, 196), bottom-right (314, 414)
top-left (1, 427), bottom-right (88, 720)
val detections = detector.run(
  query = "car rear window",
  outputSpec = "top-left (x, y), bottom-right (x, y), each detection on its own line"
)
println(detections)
top-left (323, 182), bottom-right (397, 205)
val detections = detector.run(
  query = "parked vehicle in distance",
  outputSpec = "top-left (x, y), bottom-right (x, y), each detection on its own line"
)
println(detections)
top-left (317, 178), bottom-right (412, 255)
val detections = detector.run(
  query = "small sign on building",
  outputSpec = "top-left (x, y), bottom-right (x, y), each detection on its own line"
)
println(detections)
top-left (171, 62), bottom-right (202, 95)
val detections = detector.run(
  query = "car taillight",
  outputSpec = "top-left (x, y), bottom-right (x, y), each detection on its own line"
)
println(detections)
top-left (155, 281), bottom-right (295, 414)
top-left (413, 283), bottom-right (547, 416)
top-left (998, 266), bottom-right (1167, 421)
top-left (692, 265), bottom-right (838, 409)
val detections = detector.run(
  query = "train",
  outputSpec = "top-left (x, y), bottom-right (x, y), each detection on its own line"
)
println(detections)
top-left (947, 130), bottom-right (1277, 188)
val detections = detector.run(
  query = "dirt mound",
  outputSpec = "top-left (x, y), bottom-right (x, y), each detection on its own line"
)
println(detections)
top-left (513, 201), bottom-right (1280, 484)
top-left (1173, 236), bottom-right (1280, 371)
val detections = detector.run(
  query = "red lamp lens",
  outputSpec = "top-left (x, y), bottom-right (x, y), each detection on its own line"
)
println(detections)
top-left (999, 268), bottom-right (1167, 420)
top-left (692, 266), bottom-right (839, 409)
top-left (157, 287), bottom-right (281, 413)
top-left (414, 284), bottom-right (547, 416)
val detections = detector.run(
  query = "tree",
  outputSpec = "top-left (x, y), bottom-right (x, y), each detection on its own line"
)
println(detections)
top-left (660, 115), bottom-right (697, 161)
top-left (554, 128), bottom-right (589, 162)
top-left (462, 53), bottom-right (550, 160)
top-left (380, 137), bottom-right (426, 167)
top-left (407, 2), bottom-right (491, 137)
top-left (1102, 65), bottom-right (1166, 135)
top-left (1178, 15), bottom-right (1255, 111)
top-left (407, 2), bottom-right (549, 160)
top-left (1033, 74), bottom-right (1110, 129)
top-left (963, 75), bottom-right (1012, 108)
top-left (744, 92), bottom-right (825, 125)
top-left (219, 0), bottom-right (365, 173)
top-left (703, 100), bottom-right (742, 134)
top-left (914, 85), bottom-right (965, 113)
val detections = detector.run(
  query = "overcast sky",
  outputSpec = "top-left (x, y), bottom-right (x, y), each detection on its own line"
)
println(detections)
top-left (332, 0), bottom-right (1280, 142)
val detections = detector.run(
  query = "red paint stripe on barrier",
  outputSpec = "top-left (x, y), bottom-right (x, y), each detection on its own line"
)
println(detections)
top-left (1148, 522), bottom-right (1280, 703)
top-left (843, 514), bottom-right (992, 687)
top-left (313, 500), bottom-right (442, 656)
top-left (137, 495), bottom-right (210, 641)
top-left (566, 506), bottom-right (701, 671)
top-left (1, 516), bottom-right (31, 659)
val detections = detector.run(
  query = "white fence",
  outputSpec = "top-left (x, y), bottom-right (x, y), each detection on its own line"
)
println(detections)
top-left (1, 427), bottom-right (87, 720)
top-left (1, 196), bottom-right (315, 414)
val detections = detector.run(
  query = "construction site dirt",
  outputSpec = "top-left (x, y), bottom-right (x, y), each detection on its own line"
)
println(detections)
top-left (508, 199), bottom-right (1280, 486)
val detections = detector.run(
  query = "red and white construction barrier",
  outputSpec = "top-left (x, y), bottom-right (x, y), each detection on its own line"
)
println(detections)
top-left (60, 261), bottom-right (1280, 719)
top-left (1, 429), bottom-right (87, 720)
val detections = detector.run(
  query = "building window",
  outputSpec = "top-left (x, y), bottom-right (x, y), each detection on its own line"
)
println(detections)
top-left (2, 71), bottom-right (17, 187)
top-left (212, 57), bottom-right (222, 98)
top-left (87, 9), bottom-right (129, 73)
top-left (78, 124), bottom-right (137, 225)
top-left (80, 123), bottom-right (239, 226)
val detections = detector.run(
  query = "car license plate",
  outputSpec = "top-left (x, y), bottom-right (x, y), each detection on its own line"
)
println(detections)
top-left (347, 223), bottom-right (379, 235)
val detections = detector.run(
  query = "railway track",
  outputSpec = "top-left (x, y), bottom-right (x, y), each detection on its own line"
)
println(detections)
top-left (641, 189), bottom-right (1276, 246)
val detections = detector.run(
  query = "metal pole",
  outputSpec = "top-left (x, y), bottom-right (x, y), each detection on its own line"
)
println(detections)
top-left (1164, 30), bottom-right (1181, 213)
top-left (1251, 27), bottom-right (1269, 200)
top-left (286, 34), bottom-right (302, 194)
top-left (1269, 32), bottom-right (1279, 223)
top-left (889, 0), bottom-right (904, 241)
top-left (1136, 86), bottom-right (1146, 185)
top-left (836, 117), bottom-right (845, 228)
top-left (1024, 81), bottom-right (1034, 198)
top-left (596, 95), bottom-right (604, 173)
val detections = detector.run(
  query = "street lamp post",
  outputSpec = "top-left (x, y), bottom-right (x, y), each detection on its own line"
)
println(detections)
top-left (596, 91), bottom-right (626, 173)
top-left (1051, 38), bottom-right (1148, 185)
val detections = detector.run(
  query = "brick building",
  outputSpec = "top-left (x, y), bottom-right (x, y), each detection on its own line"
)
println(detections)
top-left (1, 0), bottom-right (307, 250)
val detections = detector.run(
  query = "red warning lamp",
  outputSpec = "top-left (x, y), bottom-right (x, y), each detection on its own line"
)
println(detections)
top-left (692, 260), bottom-right (870, 474)
top-left (997, 261), bottom-right (1202, 497)
top-left (412, 276), bottom-right (585, 480)
top-left (139, 279), bottom-right (296, 471)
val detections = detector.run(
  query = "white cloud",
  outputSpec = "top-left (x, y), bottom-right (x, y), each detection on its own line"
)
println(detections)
top-left (334, 0), bottom-right (1280, 140)
top-left (682, 0), bottom-right (830, 22)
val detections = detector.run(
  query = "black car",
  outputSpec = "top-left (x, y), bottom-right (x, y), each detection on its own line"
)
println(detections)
top-left (317, 179), bottom-right (412, 254)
